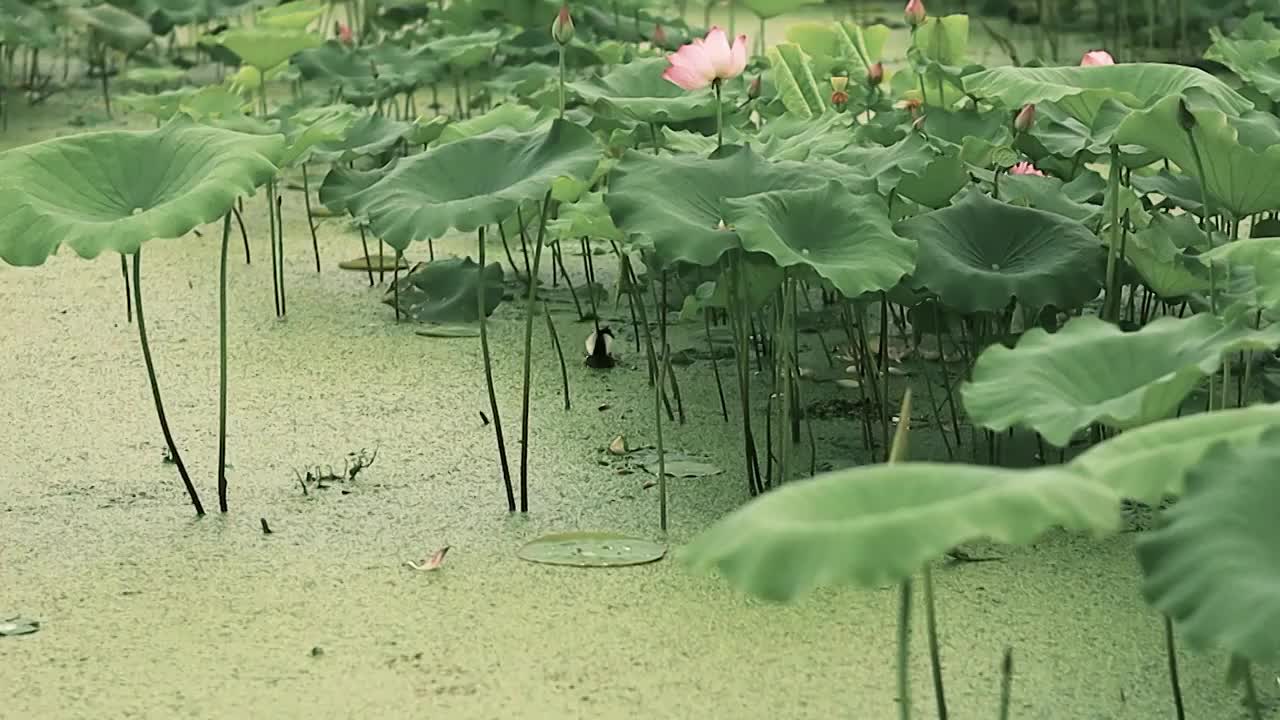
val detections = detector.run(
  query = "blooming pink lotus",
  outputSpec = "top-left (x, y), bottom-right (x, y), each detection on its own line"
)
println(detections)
top-left (1010, 161), bottom-right (1045, 177)
top-left (1080, 50), bottom-right (1115, 66)
top-left (662, 27), bottom-right (748, 91)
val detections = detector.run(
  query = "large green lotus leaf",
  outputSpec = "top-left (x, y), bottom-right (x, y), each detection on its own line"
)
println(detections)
top-left (768, 43), bottom-right (826, 120)
top-left (1123, 213), bottom-right (1215, 298)
top-left (962, 313), bottom-right (1280, 447)
top-left (896, 147), bottom-right (969, 209)
top-left (721, 180), bottom-right (916, 299)
top-left (681, 463), bottom-right (1119, 602)
top-left (785, 20), bottom-right (889, 78)
top-left (388, 257), bottom-right (504, 323)
top-left (139, 0), bottom-right (213, 26)
top-left (895, 189), bottom-right (1104, 313)
top-left (0, 120), bottom-right (283, 266)
top-left (424, 29), bottom-right (502, 69)
top-left (218, 27), bottom-right (321, 71)
top-left (999, 174), bottom-right (1102, 225)
top-left (306, 113), bottom-right (409, 164)
top-left (741, 0), bottom-right (821, 20)
top-left (322, 121), bottom-right (598, 252)
top-left (1206, 27), bottom-right (1280, 103)
top-left (257, 0), bottom-right (324, 29)
top-left (1070, 404), bottom-right (1280, 502)
top-left (433, 105), bottom-right (555, 146)
top-left (605, 145), bottom-right (856, 267)
top-left (548, 191), bottom-right (622, 243)
top-left (962, 64), bottom-right (1253, 128)
top-left (1115, 96), bottom-right (1280, 218)
top-left (117, 86), bottom-right (199, 121)
top-left (914, 14), bottom-right (968, 67)
top-left (1130, 167), bottom-right (1218, 216)
top-left (565, 58), bottom-right (717, 125)
top-left (67, 4), bottom-right (154, 53)
top-left (921, 108), bottom-right (1011, 158)
top-left (292, 42), bottom-right (375, 84)
top-left (755, 112), bottom-right (852, 162)
top-left (179, 85), bottom-right (253, 121)
top-left (832, 132), bottom-right (938, 197)
top-left (1136, 435), bottom-right (1280, 665)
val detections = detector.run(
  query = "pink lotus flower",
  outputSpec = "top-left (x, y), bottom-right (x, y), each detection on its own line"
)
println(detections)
top-left (662, 27), bottom-right (748, 91)
top-left (337, 22), bottom-right (353, 46)
top-left (904, 0), bottom-right (926, 27)
top-left (867, 62), bottom-right (884, 87)
top-left (1080, 50), bottom-right (1115, 66)
top-left (1010, 161), bottom-right (1045, 177)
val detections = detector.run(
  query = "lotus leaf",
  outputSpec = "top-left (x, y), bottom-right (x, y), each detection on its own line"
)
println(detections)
top-left (1115, 96), bottom-right (1280, 218)
top-left (755, 112), bottom-right (852, 162)
top-left (1207, 27), bottom-right (1280, 103)
top-left (320, 121), bottom-right (599, 252)
top-left (0, 119), bottom-right (283, 266)
top-left (67, 4), bottom-right (153, 53)
top-left (785, 20), bottom-right (888, 79)
top-left (682, 463), bottom-right (1118, 602)
top-left (217, 27), bottom-right (321, 71)
top-left (606, 144), bottom-right (862, 267)
top-left (1136, 434), bottom-right (1280, 665)
top-left (387, 257), bottom-right (504, 323)
top-left (768, 43), bottom-right (825, 120)
top-left (895, 189), bottom-right (1104, 313)
top-left (721, 181), bottom-right (916, 299)
top-left (963, 313), bottom-right (1280, 447)
top-left (962, 64), bottom-right (1252, 129)
top-left (832, 132), bottom-right (939, 197)
top-left (566, 57), bottom-right (718, 125)
top-left (306, 113), bottom-right (409, 164)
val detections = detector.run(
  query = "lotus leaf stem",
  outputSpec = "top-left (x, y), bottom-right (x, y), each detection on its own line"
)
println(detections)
top-left (518, 191), bottom-right (555, 513)
top-left (132, 250), bottom-right (204, 517)
top-left (217, 213), bottom-right (232, 512)
top-left (998, 649), bottom-right (1013, 720)
top-left (543, 304), bottom-right (570, 411)
top-left (478, 226), bottom-right (515, 512)
top-left (656, 271), bottom-right (670, 531)
top-left (301, 165), bottom-right (321, 273)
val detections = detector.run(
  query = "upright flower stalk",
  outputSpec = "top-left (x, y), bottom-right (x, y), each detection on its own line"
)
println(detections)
top-left (552, 4), bottom-right (574, 119)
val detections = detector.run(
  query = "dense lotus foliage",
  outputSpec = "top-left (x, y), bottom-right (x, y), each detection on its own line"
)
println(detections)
top-left (3, 0), bottom-right (1280, 715)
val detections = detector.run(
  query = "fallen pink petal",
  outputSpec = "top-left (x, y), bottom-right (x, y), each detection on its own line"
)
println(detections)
top-left (406, 545), bottom-right (451, 571)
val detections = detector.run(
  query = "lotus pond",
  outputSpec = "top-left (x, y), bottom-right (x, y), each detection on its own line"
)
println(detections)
top-left (2, 0), bottom-right (1280, 717)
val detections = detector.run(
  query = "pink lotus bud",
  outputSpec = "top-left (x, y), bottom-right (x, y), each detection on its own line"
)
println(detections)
top-left (1010, 161), bottom-right (1045, 177)
top-left (748, 75), bottom-right (761, 99)
top-left (337, 22), bottom-right (353, 46)
top-left (867, 62), bottom-right (884, 87)
top-left (1080, 50), bottom-right (1115, 66)
top-left (904, 0), bottom-right (926, 28)
top-left (552, 4), bottom-right (574, 46)
top-left (831, 90), bottom-right (849, 109)
top-left (652, 24), bottom-right (667, 47)
top-left (1014, 104), bottom-right (1035, 133)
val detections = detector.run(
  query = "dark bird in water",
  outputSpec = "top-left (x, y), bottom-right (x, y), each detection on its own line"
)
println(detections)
top-left (585, 326), bottom-right (616, 369)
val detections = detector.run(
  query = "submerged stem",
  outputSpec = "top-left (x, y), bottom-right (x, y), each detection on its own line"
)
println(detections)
top-left (132, 250), bottom-right (204, 517)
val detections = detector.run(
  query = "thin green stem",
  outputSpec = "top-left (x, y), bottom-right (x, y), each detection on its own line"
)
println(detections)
top-left (998, 649), bottom-right (1013, 720)
top-left (1103, 145), bottom-right (1122, 322)
top-left (714, 79), bottom-right (723, 149)
top-left (897, 579), bottom-right (914, 720)
top-left (558, 47), bottom-right (566, 120)
top-left (217, 212), bottom-right (232, 513)
top-left (1164, 616), bottom-right (1186, 720)
top-left (132, 250), bottom-right (204, 517)
top-left (922, 565), bottom-right (948, 720)
top-left (301, 164), bottom-right (321, 273)
top-left (1184, 120), bottom-right (1217, 248)
top-left (478, 227), bottom-right (515, 512)
top-left (656, 271), bottom-right (669, 531)
top-left (518, 191), bottom-right (554, 513)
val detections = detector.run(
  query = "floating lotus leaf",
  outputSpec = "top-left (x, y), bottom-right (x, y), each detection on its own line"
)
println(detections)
top-left (1115, 97), bottom-right (1280, 218)
top-left (962, 64), bottom-right (1253, 129)
top-left (768, 43), bottom-right (825, 120)
top-left (386, 257), bottom-right (504, 323)
top-left (682, 463), bottom-right (1119, 602)
top-left (217, 27), bottom-right (321, 71)
top-left (0, 119), bottom-right (283, 266)
top-left (964, 313), bottom-right (1280, 447)
top-left (566, 57), bottom-right (718, 125)
top-left (1137, 434), bottom-right (1280, 665)
top-left (1070, 404), bottom-right (1280, 503)
top-left (67, 4), bottom-right (154, 53)
top-left (721, 180), bottom-right (916, 299)
top-left (895, 189), bottom-right (1104, 314)
top-left (519, 532), bottom-right (666, 567)
top-left (306, 113), bottom-right (408, 164)
top-left (320, 121), bottom-right (599, 252)
top-left (606, 144), bottom-right (857, 267)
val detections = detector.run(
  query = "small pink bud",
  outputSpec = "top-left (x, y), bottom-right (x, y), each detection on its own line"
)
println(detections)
top-left (1014, 104), bottom-right (1036, 133)
top-left (747, 75), bottom-right (761, 99)
top-left (336, 22), bottom-right (353, 46)
top-left (904, 0), bottom-right (926, 27)
top-left (652, 24), bottom-right (667, 47)
top-left (832, 90), bottom-right (849, 109)
top-left (552, 4), bottom-right (574, 46)
top-left (1080, 50), bottom-right (1115, 66)
top-left (867, 62), bottom-right (884, 87)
